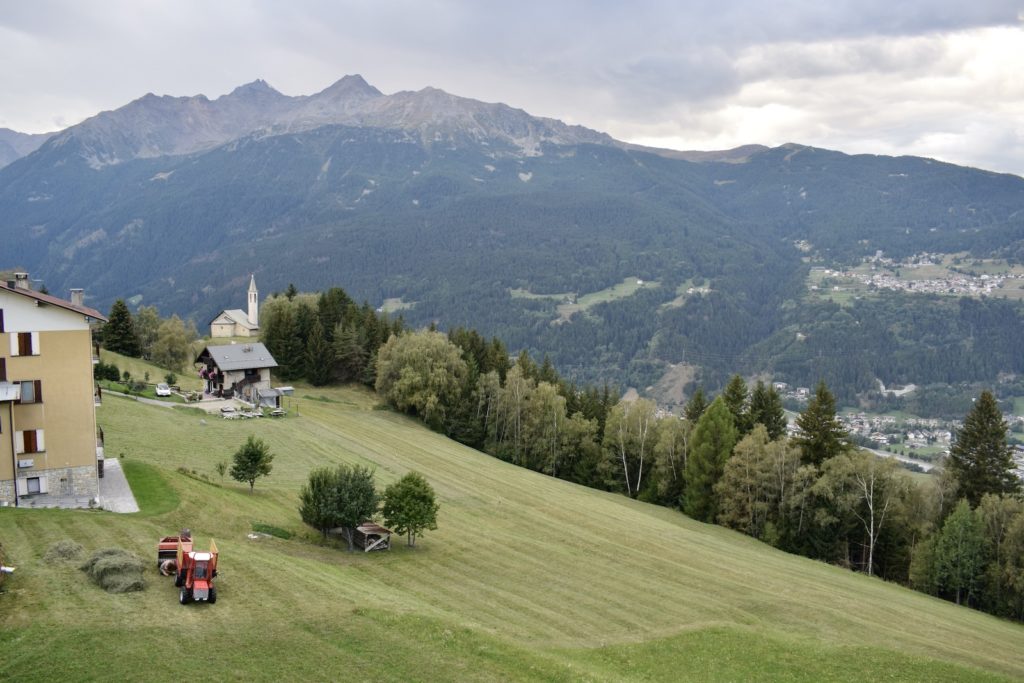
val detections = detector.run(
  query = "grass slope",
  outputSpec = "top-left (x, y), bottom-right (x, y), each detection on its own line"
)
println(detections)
top-left (1, 386), bottom-right (1023, 681)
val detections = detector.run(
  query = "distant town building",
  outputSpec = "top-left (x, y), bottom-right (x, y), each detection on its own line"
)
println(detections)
top-left (0, 273), bottom-right (107, 507)
top-left (210, 274), bottom-right (260, 338)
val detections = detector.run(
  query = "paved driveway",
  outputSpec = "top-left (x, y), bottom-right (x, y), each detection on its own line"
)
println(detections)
top-left (98, 458), bottom-right (140, 513)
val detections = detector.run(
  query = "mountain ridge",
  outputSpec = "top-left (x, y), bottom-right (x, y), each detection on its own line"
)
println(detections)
top-left (4, 76), bottom-right (1024, 398)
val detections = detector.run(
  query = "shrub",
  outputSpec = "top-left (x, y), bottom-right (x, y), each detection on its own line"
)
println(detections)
top-left (44, 540), bottom-right (84, 563)
top-left (79, 548), bottom-right (146, 593)
top-left (252, 522), bottom-right (293, 539)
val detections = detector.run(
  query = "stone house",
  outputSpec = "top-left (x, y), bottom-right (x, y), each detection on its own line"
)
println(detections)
top-left (194, 342), bottom-right (278, 405)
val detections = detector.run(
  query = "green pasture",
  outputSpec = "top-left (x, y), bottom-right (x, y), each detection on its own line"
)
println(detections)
top-left (1, 385), bottom-right (1023, 681)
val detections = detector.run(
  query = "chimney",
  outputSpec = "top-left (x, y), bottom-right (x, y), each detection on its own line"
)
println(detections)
top-left (14, 272), bottom-right (30, 290)
top-left (70, 289), bottom-right (84, 307)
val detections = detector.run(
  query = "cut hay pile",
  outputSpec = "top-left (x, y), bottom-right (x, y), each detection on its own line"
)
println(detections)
top-left (79, 548), bottom-right (146, 593)
top-left (44, 540), bottom-right (84, 563)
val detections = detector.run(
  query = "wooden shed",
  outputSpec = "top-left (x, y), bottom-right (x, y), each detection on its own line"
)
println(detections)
top-left (352, 522), bottom-right (392, 552)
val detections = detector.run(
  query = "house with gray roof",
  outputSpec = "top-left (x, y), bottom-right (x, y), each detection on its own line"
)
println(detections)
top-left (195, 342), bottom-right (278, 405)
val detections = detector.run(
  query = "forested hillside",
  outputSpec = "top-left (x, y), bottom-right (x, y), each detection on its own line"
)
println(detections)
top-left (4, 78), bottom-right (1024, 399)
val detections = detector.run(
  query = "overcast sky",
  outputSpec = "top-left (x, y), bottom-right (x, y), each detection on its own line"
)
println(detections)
top-left (2, 1), bottom-right (1022, 175)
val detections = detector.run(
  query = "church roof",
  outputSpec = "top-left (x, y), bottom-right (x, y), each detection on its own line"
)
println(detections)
top-left (210, 309), bottom-right (258, 330)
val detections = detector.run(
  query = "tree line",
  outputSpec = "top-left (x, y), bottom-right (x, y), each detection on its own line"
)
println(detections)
top-left (98, 299), bottom-right (199, 372)
top-left (99, 283), bottom-right (1024, 620)
top-left (259, 285), bottom-right (404, 387)
top-left (374, 326), bottom-right (1024, 622)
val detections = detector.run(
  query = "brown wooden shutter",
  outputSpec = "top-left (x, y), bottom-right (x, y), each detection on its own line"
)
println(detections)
top-left (0, 357), bottom-right (5, 382)
top-left (34, 380), bottom-right (42, 402)
top-left (24, 430), bottom-right (37, 453)
top-left (18, 332), bottom-right (31, 356)
top-left (0, 309), bottom-right (4, 332)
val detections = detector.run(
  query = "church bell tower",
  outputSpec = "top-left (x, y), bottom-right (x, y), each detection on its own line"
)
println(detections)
top-left (248, 274), bottom-right (259, 327)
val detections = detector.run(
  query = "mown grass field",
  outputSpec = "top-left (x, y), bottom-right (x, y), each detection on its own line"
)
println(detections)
top-left (510, 277), bottom-right (661, 324)
top-left (2, 384), bottom-right (1024, 681)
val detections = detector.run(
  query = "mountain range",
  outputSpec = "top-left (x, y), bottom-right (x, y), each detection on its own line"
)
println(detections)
top-left (3, 75), bottom-right (1024, 403)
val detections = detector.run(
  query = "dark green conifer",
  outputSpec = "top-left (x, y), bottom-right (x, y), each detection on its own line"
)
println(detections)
top-left (949, 390), bottom-right (1021, 506)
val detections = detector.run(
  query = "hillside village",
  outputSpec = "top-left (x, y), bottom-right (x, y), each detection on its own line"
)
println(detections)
top-left (810, 252), bottom-right (1024, 298)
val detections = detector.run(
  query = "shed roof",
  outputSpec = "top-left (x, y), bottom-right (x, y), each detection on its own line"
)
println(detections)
top-left (197, 343), bottom-right (278, 371)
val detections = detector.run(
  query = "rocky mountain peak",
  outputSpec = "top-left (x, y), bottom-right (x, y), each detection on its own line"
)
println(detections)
top-left (224, 79), bottom-right (284, 100)
top-left (316, 74), bottom-right (382, 99)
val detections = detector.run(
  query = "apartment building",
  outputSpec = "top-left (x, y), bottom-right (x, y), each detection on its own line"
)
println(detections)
top-left (0, 273), bottom-right (107, 507)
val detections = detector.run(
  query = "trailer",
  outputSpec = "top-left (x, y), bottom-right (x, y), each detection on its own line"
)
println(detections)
top-left (157, 530), bottom-right (193, 573)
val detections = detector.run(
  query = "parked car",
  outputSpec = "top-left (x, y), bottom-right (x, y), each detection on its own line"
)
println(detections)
top-left (155, 383), bottom-right (172, 397)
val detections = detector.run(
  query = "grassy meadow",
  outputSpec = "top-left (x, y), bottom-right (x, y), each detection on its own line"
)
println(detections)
top-left (511, 277), bottom-right (661, 324)
top-left (2, 383), bottom-right (1024, 681)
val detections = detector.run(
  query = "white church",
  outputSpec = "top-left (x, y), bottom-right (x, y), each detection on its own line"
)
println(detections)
top-left (209, 274), bottom-right (260, 338)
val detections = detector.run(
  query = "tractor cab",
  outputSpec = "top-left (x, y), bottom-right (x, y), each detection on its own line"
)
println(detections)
top-left (172, 539), bottom-right (219, 604)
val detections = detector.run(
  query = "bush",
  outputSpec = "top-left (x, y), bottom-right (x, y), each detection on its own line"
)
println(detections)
top-left (252, 522), bottom-right (293, 539)
top-left (80, 548), bottom-right (146, 593)
top-left (93, 362), bottom-right (121, 382)
top-left (44, 540), bottom-right (84, 563)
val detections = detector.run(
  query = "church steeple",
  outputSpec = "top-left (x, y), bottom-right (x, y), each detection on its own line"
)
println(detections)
top-left (248, 273), bottom-right (259, 328)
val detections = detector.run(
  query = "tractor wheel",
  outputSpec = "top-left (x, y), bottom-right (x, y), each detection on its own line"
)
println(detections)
top-left (179, 587), bottom-right (191, 605)
top-left (208, 587), bottom-right (217, 604)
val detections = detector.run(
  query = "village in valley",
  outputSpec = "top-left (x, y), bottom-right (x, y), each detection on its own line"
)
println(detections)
top-left (807, 250), bottom-right (1024, 301)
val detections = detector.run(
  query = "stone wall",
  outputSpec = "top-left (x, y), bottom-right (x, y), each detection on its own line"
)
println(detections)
top-left (0, 465), bottom-right (98, 507)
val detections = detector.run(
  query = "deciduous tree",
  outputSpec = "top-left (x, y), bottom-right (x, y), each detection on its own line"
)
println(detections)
top-left (381, 471), bottom-right (439, 547)
top-left (333, 464), bottom-right (379, 551)
top-left (230, 435), bottom-right (274, 494)
top-left (299, 466), bottom-right (343, 539)
top-left (150, 314), bottom-right (197, 371)
top-left (375, 330), bottom-right (468, 431)
top-left (602, 398), bottom-right (657, 498)
top-left (936, 499), bottom-right (987, 606)
top-left (813, 450), bottom-right (908, 576)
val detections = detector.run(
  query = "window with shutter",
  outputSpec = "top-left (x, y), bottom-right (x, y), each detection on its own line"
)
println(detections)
top-left (0, 309), bottom-right (4, 332)
top-left (18, 332), bottom-right (32, 356)
top-left (16, 429), bottom-right (43, 454)
top-left (0, 357), bottom-right (5, 382)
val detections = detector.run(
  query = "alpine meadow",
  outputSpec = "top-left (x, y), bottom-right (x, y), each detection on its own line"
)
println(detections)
top-left (5, 6), bottom-right (1024, 680)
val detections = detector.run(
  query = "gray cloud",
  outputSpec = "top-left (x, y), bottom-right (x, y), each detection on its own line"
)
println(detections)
top-left (1, 1), bottom-right (1022, 175)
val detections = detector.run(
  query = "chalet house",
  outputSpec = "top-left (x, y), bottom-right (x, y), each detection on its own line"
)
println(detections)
top-left (210, 274), bottom-right (259, 338)
top-left (195, 342), bottom-right (278, 405)
top-left (0, 273), bottom-right (107, 507)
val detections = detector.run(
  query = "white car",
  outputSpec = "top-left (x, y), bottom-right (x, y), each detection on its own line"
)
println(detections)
top-left (155, 383), bottom-right (172, 397)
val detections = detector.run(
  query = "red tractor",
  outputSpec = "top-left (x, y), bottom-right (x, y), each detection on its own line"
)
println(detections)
top-left (156, 530), bottom-right (219, 605)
